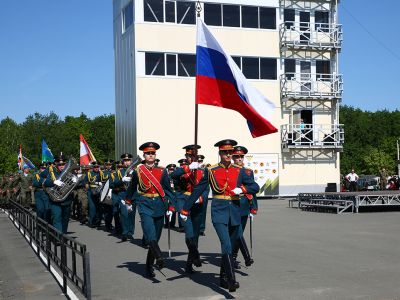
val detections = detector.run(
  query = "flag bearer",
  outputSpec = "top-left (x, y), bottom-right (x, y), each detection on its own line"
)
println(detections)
top-left (180, 139), bottom-right (259, 292)
top-left (231, 146), bottom-right (257, 269)
top-left (126, 142), bottom-right (175, 278)
top-left (171, 145), bottom-right (205, 274)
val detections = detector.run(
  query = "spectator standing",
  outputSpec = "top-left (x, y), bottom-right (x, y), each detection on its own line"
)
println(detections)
top-left (379, 168), bottom-right (388, 190)
top-left (346, 169), bottom-right (359, 192)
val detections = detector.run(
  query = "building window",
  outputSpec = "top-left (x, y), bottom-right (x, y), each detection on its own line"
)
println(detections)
top-left (284, 59), bottom-right (296, 79)
top-left (166, 54), bottom-right (177, 75)
top-left (260, 7), bottom-right (276, 29)
top-left (177, 1), bottom-right (195, 24)
top-left (315, 11), bottom-right (329, 32)
top-left (144, 0), bottom-right (164, 22)
top-left (242, 57), bottom-right (259, 79)
top-left (178, 54), bottom-right (196, 77)
top-left (316, 60), bottom-right (331, 81)
top-left (145, 52), bottom-right (165, 76)
top-left (284, 9), bottom-right (295, 29)
top-left (223, 4), bottom-right (240, 27)
top-left (242, 6), bottom-right (258, 29)
top-left (123, 1), bottom-right (134, 31)
top-left (260, 58), bottom-right (277, 80)
top-left (165, 1), bottom-right (176, 23)
top-left (204, 3), bottom-right (222, 26)
top-left (232, 56), bottom-right (241, 69)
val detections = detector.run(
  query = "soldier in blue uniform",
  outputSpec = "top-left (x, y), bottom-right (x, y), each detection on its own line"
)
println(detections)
top-left (164, 164), bottom-right (177, 229)
top-left (113, 153), bottom-right (136, 241)
top-left (44, 155), bottom-right (75, 234)
top-left (197, 154), bottom-right (209, 236)
top-left (176, 158), bottom-right (188, 233)
top-left (125, 142), bottom-right (175, 278)
top-left (33, 163), bottom-right (51, 222)
top-left (101, 159), bottom-right (114, 231)
top-left (85, 161), bottom-right (103, 228)
top-left (232, 146), bottom-right (258, 269)
top-left (180, 139), bottom-right (259, 292)
top-left (109, 160), bottom-right (123, 236)
top-left (171, 145), bottom-right (205, 273)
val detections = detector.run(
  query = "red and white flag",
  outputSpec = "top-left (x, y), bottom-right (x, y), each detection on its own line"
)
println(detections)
top-left (80, 134), bottom-right (96, 166)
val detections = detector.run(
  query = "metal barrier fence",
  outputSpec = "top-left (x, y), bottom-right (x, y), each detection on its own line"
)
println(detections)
top-left (6, 200), bottom-right (91, 299)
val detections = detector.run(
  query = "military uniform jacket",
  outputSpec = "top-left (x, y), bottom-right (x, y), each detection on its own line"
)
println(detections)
top-left (109, 168), bottom-right (128, 193)
top-left (171, 166), bottom-right (207, 213)
top-left (85, 171), bottom-right (102, 187)
top-left (43, 168), bottom-right (73, 205)
top-left (126, 165), bottom-right (175, 217)
top-left (236, 165), bottom-right (258, 217)
top-left (15, 173), bottom-right (34, 193)
top-left (182, 163), bottom-right (259, 226)
top-left (32, 172), bottom-right (45, 190)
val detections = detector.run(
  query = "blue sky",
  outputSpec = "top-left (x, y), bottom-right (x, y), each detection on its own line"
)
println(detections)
top-left (0, 0), bottom-right (398, 123)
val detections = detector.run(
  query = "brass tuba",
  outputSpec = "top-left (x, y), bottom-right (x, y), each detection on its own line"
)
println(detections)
top-left (47, 158), bottom-right (80, 202)
top-left (124, 155), bottom-right (142, 189)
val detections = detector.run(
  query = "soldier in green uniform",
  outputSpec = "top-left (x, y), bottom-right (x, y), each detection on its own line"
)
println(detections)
top-left (76, 167), bottom-right (89, 224)
top-left (15, 166), bottom-right (34, 209)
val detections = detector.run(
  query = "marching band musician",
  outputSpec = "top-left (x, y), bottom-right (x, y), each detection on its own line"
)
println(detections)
top-left (111, 154), bottom-right (135, 241)
top-left (125, 142), bottom-right (176, 278)
top-left (231, 146), bottom-right (257, 269)
top-left (101, 159), bottom-right (114, 232)
top-left (179, 139), bottom-right (259, 292)
top-left (85, 161), bottom-right (103, 228)
top-left (171, 145), bottom-right (205, 274)
top-left (43, 155), bottom-right (75, 234)
top-left (109, 160), bottom-right (124, 236)
top-left (33, 163), bottom-right (51, 222)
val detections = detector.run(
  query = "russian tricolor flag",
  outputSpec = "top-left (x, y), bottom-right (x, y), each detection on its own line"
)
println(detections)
top-left (196, 19), bottom-right (278, 138)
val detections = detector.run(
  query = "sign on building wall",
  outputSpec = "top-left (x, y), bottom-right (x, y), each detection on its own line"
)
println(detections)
top-left (245, 153), bottom-right (279, 196)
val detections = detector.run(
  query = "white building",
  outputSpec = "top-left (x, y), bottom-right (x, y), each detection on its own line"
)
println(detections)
top-left (112, 0), bottom-right (343, 196)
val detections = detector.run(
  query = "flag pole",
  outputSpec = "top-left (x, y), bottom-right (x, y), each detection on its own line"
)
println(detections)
top-left (194, 1), bottom-right (202, 159)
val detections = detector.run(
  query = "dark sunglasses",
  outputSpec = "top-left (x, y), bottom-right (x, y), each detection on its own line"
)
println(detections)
top-left (220, 150), bottom-right (233, 155)
top-left (145, 152), bottom-right (156, 155)
top-left (233, 155), bottom-right (244, 159)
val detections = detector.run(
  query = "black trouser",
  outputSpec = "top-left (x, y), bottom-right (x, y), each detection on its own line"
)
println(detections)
top-left (349, 181), bottom-right (357, 192)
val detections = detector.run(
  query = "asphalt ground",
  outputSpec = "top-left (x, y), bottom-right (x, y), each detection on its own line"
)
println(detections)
top-left (0, 211), bottom-right (65, 300)
top-left (2, 200), bottom-right (400, 300)
top-left (65, 200), bottom-right (400, 300)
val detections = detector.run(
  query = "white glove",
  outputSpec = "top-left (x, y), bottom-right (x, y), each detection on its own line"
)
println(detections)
top-left (232, 187), bottom-right (243, 195)
top-left (180, 213), bottom-right (188, 222)
top-left (120, 200), bottom-right (126, 205)
top-left (71, 177), bottom-right (77, 183)
top-left (98, 182), bottom-right (103, 186)
top-left (166, 210), bottom-right (173, 222)
top-left (189, 162), bottom-right (200, 170)
top-left (77, 174), bottom-right (83, 178)
top-left (122, 176), bottom-right (131, 183)
top-left (249, 213), bottom-right (255, 221)
top-left (126, 204), bottom-right (133, 212)
top-left (54, 179), bottom-right (64, 187)
top-left (195, 198), bottom-right (200, 204)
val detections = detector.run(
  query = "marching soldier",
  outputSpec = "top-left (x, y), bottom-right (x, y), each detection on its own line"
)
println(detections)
top-left (180, 139), bottom-right (259, 292)
top-left (101, 159), bottom-right (114, 231)
top-left (171, 145), bottom-right (204, 274)
top-left (33, 163), bottom-right (51, 222)
top-left (111, 153), bottom-right (135, 241)
top-left (85, 161), bottom-right (102, 228)
top-left (197, 154), bottom-right (209, 236)
top-left (231, 146), bottom-right (257, 269)
top-left (75, 166), bottom-right (89, 224)
top-left (125, 142), bottom-right (175, 278)
top-left (109, 160), bottom-right (123, 236)
top-left (164, 164), bottom-right (177, 229)
top-left (44, 155), bottom-right (75, 234)
top-left (176, 158), bottom-right (188, 233)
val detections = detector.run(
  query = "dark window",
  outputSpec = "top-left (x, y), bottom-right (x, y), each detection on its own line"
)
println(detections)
top-left (315, 11), bottom-right (329, 32)
top-left (123, 1), bottom-right (134, 31)
top-left (284, 59), bottom-right (296, 79)
top-left (260, 58), bottom-right (277, 80)
top-left (316, 60), bottom-right (330, 81)
top-left (232, 56), bottom-right (241, 69)
top-left (204, 3), bottom-right (222, 26)
top-left (284, 9), bottom-right (295, 29)
top-left (223, 5), bottom-right (240, 27)
top-left (178, 54), bottom-right (196, 77)
top-left (165, 1), bottom-right (175, 23)
top-left (166, 54), bottom-right (177, 75)
top-left (242, 6), bottom-right (258, 28)
top-left (177, 1), bottom-right (195, 24)
top-left (144, 0), bottom-right (164, 22)
top-left (145, 53), bottom-right (165, 76)
top-left (242, 57), bottom-right (259, 79)
top-left (260, 7), bottom-right (276, 29)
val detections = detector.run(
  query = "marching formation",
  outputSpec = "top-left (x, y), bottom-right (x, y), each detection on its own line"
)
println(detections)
top-left (0, 139), bottom-right (259, 292)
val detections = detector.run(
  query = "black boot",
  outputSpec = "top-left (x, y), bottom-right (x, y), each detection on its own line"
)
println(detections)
top-left (219, 264), bottom-right (228, 289)
top-left (232, 242), bottom-right (241, 269)
top-left (185, 238), bottom-right (202, 267)
top-left (221, 254), bottom-right (239, 292)
top-left (145, 249), bottom-right (155, 278)
top-left (238, 237), bottom-right (254, 267)
top-left (185, 260), bottom-right (195, 274)
top-left (148, 240), bottom-right (164, 269)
